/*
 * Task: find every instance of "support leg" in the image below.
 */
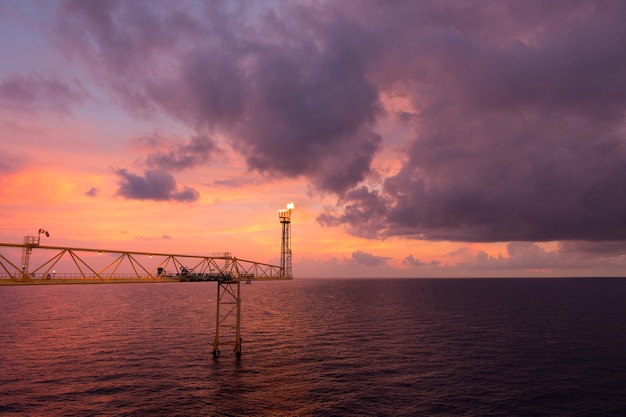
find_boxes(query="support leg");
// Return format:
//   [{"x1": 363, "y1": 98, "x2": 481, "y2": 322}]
[
  {"x1": 213, "y1": 280, "x2": 242, "y2": 358},
  {"x1": 212, "y1": 281, "x2": 221, "y2": 357},
  {"x1": 235, "y1": 280, "x2": 242, "y2": 358}
]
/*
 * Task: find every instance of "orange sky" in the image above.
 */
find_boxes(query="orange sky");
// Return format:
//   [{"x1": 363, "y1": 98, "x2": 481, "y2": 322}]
[{"x1": 2, "y1": 2, "x2": 626, "y2": 278}]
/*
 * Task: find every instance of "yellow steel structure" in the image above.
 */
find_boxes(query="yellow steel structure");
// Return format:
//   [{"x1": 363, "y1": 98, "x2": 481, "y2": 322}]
[{"x1": 0, "y1": 241, "x2": 292, "y2": 358}]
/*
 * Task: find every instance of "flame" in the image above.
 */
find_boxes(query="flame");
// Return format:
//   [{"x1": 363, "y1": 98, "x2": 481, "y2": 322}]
[{"x1": 278, "y1": 202, "x2": 295, "y2": 216}]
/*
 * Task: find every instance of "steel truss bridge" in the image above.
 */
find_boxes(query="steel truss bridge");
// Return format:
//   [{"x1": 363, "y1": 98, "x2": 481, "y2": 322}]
[{"x1": 0, "y1": 241, "x2": 292, "y2": 358}]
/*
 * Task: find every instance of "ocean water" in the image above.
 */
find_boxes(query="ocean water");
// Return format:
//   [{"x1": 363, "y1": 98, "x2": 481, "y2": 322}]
[{"x1": 1, "y1": 278, "x2": 625, "y2": 416}]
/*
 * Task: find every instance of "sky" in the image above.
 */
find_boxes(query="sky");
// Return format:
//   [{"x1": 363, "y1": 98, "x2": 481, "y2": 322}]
[{"x1": 1, "y1": 0, "x2": 626, "y2": 278}]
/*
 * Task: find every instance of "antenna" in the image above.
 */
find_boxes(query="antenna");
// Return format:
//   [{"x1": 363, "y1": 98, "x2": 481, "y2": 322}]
[{"x1": 278, "y1": 203, "x2": 294, "y2": 278}]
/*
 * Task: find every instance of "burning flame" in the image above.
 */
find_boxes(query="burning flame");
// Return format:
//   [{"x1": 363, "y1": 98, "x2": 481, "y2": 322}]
[{"x1": 278, "y1": 202, "x2": 295, "y2": 217}]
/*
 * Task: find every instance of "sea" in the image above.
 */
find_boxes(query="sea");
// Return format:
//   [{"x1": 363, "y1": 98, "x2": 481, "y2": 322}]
[{"x1": 1, "y1": 278, "x2": 625, "y2": 416}]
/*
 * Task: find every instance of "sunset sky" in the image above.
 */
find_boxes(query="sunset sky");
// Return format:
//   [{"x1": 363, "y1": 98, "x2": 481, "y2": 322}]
[{"x1": 2, "y1": 0, "x2": 626, "y2": 278}]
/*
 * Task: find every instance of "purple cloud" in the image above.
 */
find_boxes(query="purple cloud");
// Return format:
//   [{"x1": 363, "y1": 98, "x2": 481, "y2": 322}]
[
  {"x1": 41, "y1": 1, "x2": 626, "y2": 243},
  {"x1": 558, "y1": 241, "x2": 626, "y2": 257},
  {"x1": 403, "y1": 255, "x2": 428, "y2": 268},
  {"x1": 319, "y1": 1, "x2": 626, "y2": 242},
  {"x1": 120, "y1": 131, "x2": 217, "y2": 202},
  {"x1": 54, "y1": 0, "x2": 382, "y2": 194},
  {"x1": 115, "y1": 168, "x2": 199, "y2": 202},
  {"x1": 135, "y1": 132, "x2": 219, "y2": 171},
  {"x1": 0, "y1": 74, "x2": 87, "y2": 112},
  {"x1": 351, "y1": 250, "x2": 391, "y2": 267},
  {"x1": 448, "y1": 241, "x2": 616, "y2": 273}
]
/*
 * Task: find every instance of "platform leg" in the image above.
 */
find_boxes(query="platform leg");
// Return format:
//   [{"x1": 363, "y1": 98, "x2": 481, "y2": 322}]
[
  {"x1": 213, "y1": 280, "x2": 241, "y2": 358},
  {"x1": 212, "y1": 281, "x2": 221, "y2": 357}
]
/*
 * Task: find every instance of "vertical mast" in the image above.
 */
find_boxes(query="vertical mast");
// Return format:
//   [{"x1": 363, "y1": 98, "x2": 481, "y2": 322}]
[{"x1": 279, "y1": 203, "x2": 294, "y2": 278}]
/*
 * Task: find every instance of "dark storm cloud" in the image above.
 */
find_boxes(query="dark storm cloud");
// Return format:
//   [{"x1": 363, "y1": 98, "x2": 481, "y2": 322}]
[
  {"x1": 320, "y1": 0, "x2": 626, "y2": 242},
  {"x1": 52, "y1": 0, "x2": 626, "y2": 242},
  {"x1": 115, "y1": 168, "x2": 199, "y2": 202}
]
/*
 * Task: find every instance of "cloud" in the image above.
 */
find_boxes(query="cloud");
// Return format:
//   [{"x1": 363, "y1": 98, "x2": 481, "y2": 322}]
[
  {"x1": 210, "y1": 176, "x2": 261, "y2": 188},
  {"x1": 135, "y1": 131, "x2": 219, "y2": 171},
  {"x1": 318, "y1": 186, "x2": 389, "y2": 239},
  {"x1": 54, "y1": 0, "x2": 382, "y2": 194},
  {"x1": 318, "y1": 1, "x2": 626, "y2": 243},
  {"x1": 0, "y1": 73, "x2": 87, "y2": 112},
  {"x1": 403, "y1": 255, "x2": 428, "y2": 268},
  {"x1": 558, "y1": 241, "x2": 626, "y2": 257},
  {"x1": 297, "y1": 240, "x2": 626, "y2": 277},
  {"x1": 85, "y1": 187, "x2": 99, "y2": 197},
  {"x1": 443, "y1": 241, "x2": 626, "y2": 273},
  {"x1": 120, "y1": 131, "x2": 216, "y2": 202},
  {"x1": 499, "y1": 242, "x2": 560, "y2": 269},
  {"x1": 351, "y1": 250, "x2": 391, "y2": 267},
  {"x1": 134, "y1": 234, "x2": 173, "y2": 241},
  {"x1": 36, "y1": 0, "x2": 626, "y2": 243},
  {"x1": 114, "y1": 168, "x2": 199, "y2": 202}
]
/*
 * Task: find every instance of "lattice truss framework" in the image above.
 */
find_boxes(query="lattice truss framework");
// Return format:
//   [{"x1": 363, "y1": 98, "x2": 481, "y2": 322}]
[{"x1": 0, "y1": 243, "x2": 289, "y2": 282}]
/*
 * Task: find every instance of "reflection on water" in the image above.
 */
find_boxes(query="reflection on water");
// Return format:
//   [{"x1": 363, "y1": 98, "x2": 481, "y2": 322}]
[{"x1": 1, "y1": 279, "x2": 626, "y2": 416}]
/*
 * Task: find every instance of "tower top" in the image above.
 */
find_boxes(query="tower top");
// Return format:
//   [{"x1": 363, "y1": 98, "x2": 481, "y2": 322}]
[{"x1": 278, "y1": 202, "x2": 294, "y2": 222}]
